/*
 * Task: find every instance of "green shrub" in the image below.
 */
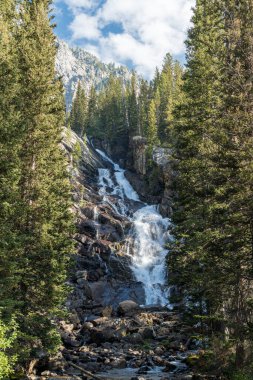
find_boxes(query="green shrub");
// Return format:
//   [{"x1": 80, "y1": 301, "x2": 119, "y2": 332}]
[
  {"x1": 232, "y1": 371, "x2": 253, "y2": 380},
  {"x1": 0, "y1": 318, "x2": 17, "y2": 379}
]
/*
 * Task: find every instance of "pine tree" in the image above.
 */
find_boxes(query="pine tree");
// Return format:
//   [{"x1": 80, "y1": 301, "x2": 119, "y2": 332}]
[
  {"x1": 209, "y1": 0, "x2": 253, "y2": 366},
  {"x1": 169, "y1": 0, "x2": 253, "y2": 369},
  {"x1": 127, "y1": 72, "x2": 138, "y2": 136},
  {"x1": 138, "y1": 79, "x2": 150, "y2": 137},
  {"x1": 86, "y1": 85, "x2": 98, "y2": 136},
  {"x1": 15, "y1": 0, "x2": 74, "y2": 360},
  {"x1": 0, "y1": 1, "x2": 20, "y2": 376},
  {"x1": 70, "y1": 81, "x2": 87, "y2": 137},
  {"x1": 166, "y1": 61, "x2": 184, "y2": 143},
  {"x1": 158, "y1": 54, "x2": 173, "y2": 142},
  {"x1": 90, "y1": 76, "x2": 129, "y2": 147},
  {"x1": 169, "y1": 0, "x2": 224, "y2": 308},
  {"x1": 147, "y1": 99, "x2": 159, "y2": 154}
]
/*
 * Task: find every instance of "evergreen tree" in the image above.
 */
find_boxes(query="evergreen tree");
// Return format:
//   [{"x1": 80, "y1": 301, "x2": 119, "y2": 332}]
[
  {"x1": 0, "y1": 1, "x2": 20, "y2": 375},
  {"x1": 89, "y1": 76, "x2": 128, "y2": 146},
  {"x1": 86, "y1": 85, "x2": 98, "y2": 136},
  {"x1": 127, "y1": 72, "x2": 138, "y2": 136},
  {"x1": 138, "y1": 79, "x2": 150, "y2": 137},
  {"x1": 15, "y1": 0, "x2": 74, "y2": 361},
  {"x1": 70, "y1": 81, "x2": 87, "y2": 137},
  {"x1": 169, "y1": 0, "x2": 253, "y2": 369},
  {"x1": 147, "y1": 99, "x2": 159, "y2": 154},
  {"x1": 157, "y1": 53, "x2": 173, "y2": 142},
  {"x1": 166, "y1": 61, "x2": 184, "y2": 142}
]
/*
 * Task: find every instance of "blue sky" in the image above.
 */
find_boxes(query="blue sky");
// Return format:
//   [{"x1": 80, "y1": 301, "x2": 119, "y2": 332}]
[{"x1": 53, "y1": 0, "x2": 195, "y2": 78}]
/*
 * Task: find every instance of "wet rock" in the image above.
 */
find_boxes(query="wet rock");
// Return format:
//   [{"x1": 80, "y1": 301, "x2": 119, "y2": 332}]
[
  {"x1": 88, "y1": 281, "x2": 145, "y2": 309},
  {"x1": 82, "y1": 322, "x2": 94, "y2": 331},
  {"x1": 76, "y1": 270, "x2": 88, "y2": 280},
  {"x1": 92, "y1": 240, "x2": 111, "y2": 258},
  {"x1": 139, "y1": 327, "x2": 156, "y2": 339},
  {"x1": 83, "y1": 362, "x2": 101, "y2": 372},
  {"x1": 137, "y1": 365, "x2": 151, "y2": 374},
  {"x1": 93, "y1": 317, "x2": 113, "y2": 327},
  {"x1": 68, "y1": 312, "x2": 81, "y2": 327},
  {"x1": 61, "y1": 335, "x2": 82, "y2": 348},
  {"x1": 124, "y1": 333, "x2": 144, "y2": 345},
  {"x1": 154, "y1": 346, "x2": 165, "y2": 355},
  {"x1": 110, "y1": 358, "x2": 127, "y2": 368},
  {"x1": 78, "y1": 219, "x2": 98, "y2": 239},
  {"x1": 89, "y1": 328, "x2": 121, "y2": 344},
  {"x1": 76, "y1": 280, "x2": 93, "y2": 299},
  {"x1": 153, "y1": 355, "x2": 166, "y2": 365},
  {"x1": 163, "y1": 362, "x2": 178, "y2": 372},
  {"x1": 101, "y1": 306, "x2": 113, "y2": 318},
  {"x1": 108, "y1": 255, "x2": 134, "y2": 281},
  {"x1": 118, "y1": 300, "x2": 140, "y2": 316}
]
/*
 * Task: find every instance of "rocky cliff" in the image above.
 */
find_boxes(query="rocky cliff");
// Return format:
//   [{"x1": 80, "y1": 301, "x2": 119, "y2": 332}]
[
  {"x1": 56, "y1": 40, "x2": 132, "y2": 110},
  {"x1": 124, "y1": 137, "x2": 174, "y2": 218}
]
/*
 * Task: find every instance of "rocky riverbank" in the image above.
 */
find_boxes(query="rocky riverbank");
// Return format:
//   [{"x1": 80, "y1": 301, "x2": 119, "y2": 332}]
[{"x1": 38, "y1": 304, "x2": 202, "y2": 380}]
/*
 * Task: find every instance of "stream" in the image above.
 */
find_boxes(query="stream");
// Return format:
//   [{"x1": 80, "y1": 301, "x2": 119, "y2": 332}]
[{"x1": 96, "y1": 149, "x2": 170, "y2": 307}]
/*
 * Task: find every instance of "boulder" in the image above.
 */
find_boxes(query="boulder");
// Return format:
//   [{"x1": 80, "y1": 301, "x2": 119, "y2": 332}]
[
  {"x1": 139, "y1": 327, "x2": 156, "y2": 340},
  {"x1": 89, "y1": 327, "x2": 121, "y2": 345},
  {"x1": 124, "y1": 333, "x2": 144, "y2": 345},
  {"x1": 101, "y1": 306, "x2": 113, "y2": 318},
  {"x1": 118, "y1": 300, "x2": 140, "y2": 316}
]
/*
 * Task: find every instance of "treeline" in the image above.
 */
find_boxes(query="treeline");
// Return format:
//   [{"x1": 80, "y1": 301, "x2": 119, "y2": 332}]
[
  {"x1": 0, "y1": 1, "x2": 73, "y2": 377},
  {"x1": 168, "y1": 0, "x2": 253, "y2": 377},
  {"x1": 69, "y1": 54, "x2": 184, "y2": 153}
]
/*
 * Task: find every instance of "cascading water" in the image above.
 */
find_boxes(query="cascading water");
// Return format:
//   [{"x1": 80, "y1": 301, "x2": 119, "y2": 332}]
[{"x1": 96, "y1": 149, "x2": 170, "y2": 306}]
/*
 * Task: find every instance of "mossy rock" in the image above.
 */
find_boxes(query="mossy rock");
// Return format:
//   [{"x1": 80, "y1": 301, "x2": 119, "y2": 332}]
[{"x1": 185, "y1": 354, "x2": 201, "y2": 367}]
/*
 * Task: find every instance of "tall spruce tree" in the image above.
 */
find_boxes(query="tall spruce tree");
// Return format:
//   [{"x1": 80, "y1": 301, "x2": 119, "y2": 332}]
[
  {"x1": 86, "y1": 85, "x2": 98, "y2": 136},
  {"x1": 127, "y1": 72, "x2": 138, "y2": 136},
  {"x1": 70, "y1": 81, "x2": 87, "y2": 137},
  {"x1": 169, "y1": 0, "x2": 253, "y2": 369},
  {"x1": 138, "y1": 79, "x2": 150, "y2": 137},
  {"x1": 158, "y1": 53, "x2": 174, "y2": 142},
  {"x1": 0, "y1": 0, "x2": 20, "y2": 314},
  {"x1": 147, "y1": 99, "x2": 159, "y2": 154},
  {"x1": 0, "y1": 0, "x2": 20, "y2": 376},
  {"x1": 15, "y1": 0, "x2": 74, "y2": 360}
]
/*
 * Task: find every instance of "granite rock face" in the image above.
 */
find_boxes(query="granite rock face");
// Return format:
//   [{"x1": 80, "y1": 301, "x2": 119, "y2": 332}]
[
  {"x1": 62, "y1": 128, "x2": 146, "y2": 320},
  {"x1": 152, "y1": 147, "x2": 174, "y2": 217},
  {"x1": 121, "y1": 137, "x2": 174, "y2": 217},
  {"x1": 56, "y1": 39, "x2": 132, "y2": 110},
  {"x1": 130, "y1": 136, "x2": 148, "y2": 176}
]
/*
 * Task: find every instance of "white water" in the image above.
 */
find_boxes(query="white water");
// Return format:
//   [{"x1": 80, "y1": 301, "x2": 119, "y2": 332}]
[{"x1": 96, "y1": 149, "x2": 170, "y2": 306}]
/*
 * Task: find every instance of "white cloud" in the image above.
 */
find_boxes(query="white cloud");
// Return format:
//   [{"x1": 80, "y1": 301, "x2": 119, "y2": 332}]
[
  {"x1": 64, "y1": 0, "x2": 98, "y2": 9},
  {"x1": 69, "y1": 14, "x2": 100, "y2": 40},
  {"x1": 63, "y1": 0, "x2": 195, "y2": 78}
]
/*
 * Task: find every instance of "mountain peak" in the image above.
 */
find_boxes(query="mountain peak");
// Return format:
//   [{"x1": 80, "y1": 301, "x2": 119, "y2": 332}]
[{"x1": 56, "y1": 39, "x2": 132, "y2": 110}]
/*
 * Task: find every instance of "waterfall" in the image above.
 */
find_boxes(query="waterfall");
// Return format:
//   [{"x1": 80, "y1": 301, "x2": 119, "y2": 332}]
[
  {"x1": 96, "y1": 149, "x2": 170, "y2": 306},
  {"x1": 131, "y1": 205, "x2": 170, "y2": 305},
  {"x1": 93, "y1": 206, "x2": 100, "y2": 240}
]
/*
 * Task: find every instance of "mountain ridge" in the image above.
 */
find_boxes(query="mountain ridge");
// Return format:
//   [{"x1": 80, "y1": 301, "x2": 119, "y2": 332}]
[{"x1": 56, "y1": 39, "x2": 133, "y2": 109}]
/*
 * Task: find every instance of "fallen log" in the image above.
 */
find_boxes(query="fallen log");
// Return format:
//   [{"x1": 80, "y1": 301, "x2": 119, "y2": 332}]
[{"x1": 69, "y1": 362, "x2": 103, "y2": 380}]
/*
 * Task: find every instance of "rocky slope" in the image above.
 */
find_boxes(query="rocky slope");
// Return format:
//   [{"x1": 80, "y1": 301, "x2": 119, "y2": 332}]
[
  {"x1": 28, "y1": 130, "x2": 215, "y2": 380},
  {"x1": 56, "y1": 40, "x2": 132, "y2": 110}
]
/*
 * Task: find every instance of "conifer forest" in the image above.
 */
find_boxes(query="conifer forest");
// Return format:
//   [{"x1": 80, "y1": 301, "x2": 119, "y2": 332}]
[{"x1": 1, "y1": 1, "x2": 253, "y2": 379}]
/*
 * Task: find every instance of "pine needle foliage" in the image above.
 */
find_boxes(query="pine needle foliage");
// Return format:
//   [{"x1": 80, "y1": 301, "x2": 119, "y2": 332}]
[
  {"x1": 0, "y1": 0, "x2": 75, "y2": 371},
  {"x1": 169, "y1": 0, "x2": 253, "y2": 369}
]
